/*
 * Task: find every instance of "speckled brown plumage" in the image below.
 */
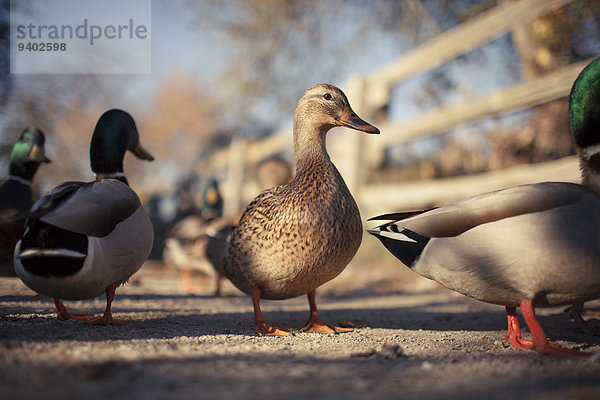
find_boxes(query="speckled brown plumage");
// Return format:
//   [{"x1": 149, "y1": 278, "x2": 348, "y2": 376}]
[
  {"x1": 224, "y1": 84, "x2": 379, "y2": 335},
  {"x1": 226, "y1": 151, "x2": 362, "y2": 299}
]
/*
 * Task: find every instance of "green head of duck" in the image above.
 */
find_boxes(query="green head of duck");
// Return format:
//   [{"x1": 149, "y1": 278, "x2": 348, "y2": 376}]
[
  {"x1": 9, "y1": 127, "x2": 51, "y2": 181},
  {"x1": 201, "y1": 179, "x2": 223, "y2": 221},
  {"x1": 89, "y1": 109, "x2": 154, "y2": 183},
  {"x1": 569, "y1": 56, "x2": 600, "y2": 149}
]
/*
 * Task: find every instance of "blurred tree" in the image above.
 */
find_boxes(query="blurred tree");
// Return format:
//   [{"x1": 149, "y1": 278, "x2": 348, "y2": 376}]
[
  {"x1": 190, "y1": 0, "x2": 497, "y2": 126},
  {"x1": 0, "y1": 75, "x2": 119, "y2": 192},
  {"x1": 1, "y1": 72, "x2": 223, "y2": 200},
  {"x1": 132, "y1": 70, "x2": 222, "y2": 194},
  {"x1": 138, "y1": 70, "x2": 220, "y2": 160}
]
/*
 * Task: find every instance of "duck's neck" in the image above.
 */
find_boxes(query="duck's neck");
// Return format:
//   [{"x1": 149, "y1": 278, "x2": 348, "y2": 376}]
[
  {"x1": 578, "y1": 146, "x2": 600, "y2": 195},
  {"x1": 293, "y1": 118, "x2": 333, "y2": 170},
  {"x1": 95, "y1": 171, "x2": 129, "y2": 185},
  {"x1": 9, "y1": 160, "x2": 40, "y2": 182},
  {"x1": 90, "y1": 128, "x2": 128, "y2": 177}
]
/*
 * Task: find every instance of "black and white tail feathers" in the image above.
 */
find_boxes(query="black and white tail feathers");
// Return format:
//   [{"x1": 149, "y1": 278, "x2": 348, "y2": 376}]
[{"x1": 367, "y1": 210, "x2": 433, "y2": 268}]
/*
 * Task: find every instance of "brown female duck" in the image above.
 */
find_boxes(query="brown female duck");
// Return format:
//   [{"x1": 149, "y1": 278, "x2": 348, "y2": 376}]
[{"x1": 225, "y1": 84, "x2": 379, "y2": 336}]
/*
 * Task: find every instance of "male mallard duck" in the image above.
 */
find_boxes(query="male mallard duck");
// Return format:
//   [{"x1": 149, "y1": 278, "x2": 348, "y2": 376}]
[
  {"x1": 201, "y1": 179, "x2": 224, "y2": 222},
  {"x1": 225, "y1": 84, "x2": 379, "y2": 336},
  {"x1": 0, "y1": 128, "x2": 51, "y2": 276},
  {"x1": 14, "y1": 109, "x2": 154, "y2": 325},
  {"x1": 368, "y1": 57, "x2": 600, "y2": 360}
]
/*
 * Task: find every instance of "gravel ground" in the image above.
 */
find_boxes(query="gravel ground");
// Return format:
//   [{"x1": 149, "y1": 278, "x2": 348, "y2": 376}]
[{"x1": 1, "y1": 255, "x2": 600, "y2": 400}]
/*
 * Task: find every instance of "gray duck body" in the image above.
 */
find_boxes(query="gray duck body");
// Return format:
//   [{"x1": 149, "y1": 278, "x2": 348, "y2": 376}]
[{"x1": 395, "y1": 182, "x2": 600, "y2": 309}]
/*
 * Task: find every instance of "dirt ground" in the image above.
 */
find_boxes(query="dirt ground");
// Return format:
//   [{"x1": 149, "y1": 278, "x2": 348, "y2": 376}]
[{"x1": 1, "y1": 249, "x2": 600, "y2": 400}]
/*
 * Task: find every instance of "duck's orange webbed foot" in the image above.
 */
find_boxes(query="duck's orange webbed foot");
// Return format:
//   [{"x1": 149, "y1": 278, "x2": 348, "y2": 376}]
[
  {"x1": 531, "y1": 341, "x2": 594, "y2": 360},
  {"x1": 85, "y1": 314, "x2": 127, "y2": 325},
  {"x1": 251, "y1": 288, "x2": 292, "y2": 337},
  {"x1": 299, "y1": 290, "x2": 352, "y2": 334},
  {"x1": 53, "y1": 298, "x2": 95, "y2": 321},
  {"x1": 520, "y1": 300, "x2": 593, "y2": 360},
  {"x1": 256, "y1": 321, "x2": 292, "y2": 336},
  {"x1": 300, "y1": 319, "x2": 352, "y2": 334}
]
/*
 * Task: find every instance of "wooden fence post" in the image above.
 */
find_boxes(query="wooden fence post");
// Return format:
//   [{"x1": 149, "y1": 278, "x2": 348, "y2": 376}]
[
  {"x1": 223, "y1": 136, "x2": 247, "y2": 217},
  {"x1": 328, "y1": 75, "x2": 370, "y2": 197}
]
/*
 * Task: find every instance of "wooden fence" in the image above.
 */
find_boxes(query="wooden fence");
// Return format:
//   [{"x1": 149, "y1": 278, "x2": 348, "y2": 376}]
[{"x1": 198, "y1": 0, "x2": 589, "y2": 217}]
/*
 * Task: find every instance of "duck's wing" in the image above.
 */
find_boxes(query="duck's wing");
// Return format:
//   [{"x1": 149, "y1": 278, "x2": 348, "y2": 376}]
[
  {"x1": 235, "y1": 186, "x2": 283, "y2": 226},
  {"x1": 367, "y1": 209, "x2": 436, "y2": 222},
  {"x1": 370, "y1": 182, "x2": 592, "y2": 238},
  {"x1": 26, "y1": 179, "x2": 141, "y2": 237}
]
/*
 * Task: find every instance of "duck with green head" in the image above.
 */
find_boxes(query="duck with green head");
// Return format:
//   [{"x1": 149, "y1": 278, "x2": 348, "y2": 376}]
[
  {"x1": 225, "y1": 84, "x2": 379, "y2": 336},
  {"x1": 369, "y1": 57, "x2": 600, "y2": 360},
  {"x1": 164, "y1": 178, "x2": 234, "y2": 296},
  {"x1": 14, "y1": 109, "x2": 154, "y2": 325},
  {"x1": 0, "y1": 128, "x2": 50, "y2": 276}
]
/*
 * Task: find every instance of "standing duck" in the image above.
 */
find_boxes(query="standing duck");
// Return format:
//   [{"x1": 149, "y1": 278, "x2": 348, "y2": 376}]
[
  {"x1": 164, "y1": 179, "x2": 233, "y2": 295},
  {"x1": 225, "y1": 84, "x2": 379, "y2": 336},
  {"x1": 368, "y1": 58, "x2": 600, "y2": 360},
  {"x1": 14, "y1": 109, "x2": 154, "y2": 325},
  {"x1": 0, "y1": 128, "x2": 50, "y2": 276}
]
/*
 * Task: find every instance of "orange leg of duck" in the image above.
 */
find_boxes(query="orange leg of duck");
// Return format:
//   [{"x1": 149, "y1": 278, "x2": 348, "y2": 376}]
[
  {"x1": 251, "y1": 288, "x2": 291, "y2": 336},
  {"x1": 300, "y1": 290, "x2": 352, "y2": 334},
  {"x1": 179, "y1": 269, "x2": 204, "y2": 294},
  {"x1": 564, "y1": 303, "x2": 600, "y2": 334},
  {"x1": 515, "y1": 300, "x2": 592, "y2": 360},
  {"x1": 504, "y1": 306, "x2": 533, "y2": 349},
  {"x1": 52, "y1": 298, "x2": 94, "y2": 321},
  {"x1": 85, "y1": 282, "x2": 126, "y2": 325}
]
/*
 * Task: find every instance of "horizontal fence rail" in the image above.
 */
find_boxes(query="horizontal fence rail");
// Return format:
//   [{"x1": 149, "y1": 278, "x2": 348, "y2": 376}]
[{"x1": 198, "y1": 0, "x2": 586, "y2": 217}]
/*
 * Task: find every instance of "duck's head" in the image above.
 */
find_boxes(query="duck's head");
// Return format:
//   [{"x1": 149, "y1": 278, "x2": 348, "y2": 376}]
[
  {"x1": 293, "y1": 84, "x2": 379, "y2": 152},
  {"x1": 569, "y1": 57, "x2": 600, "y2": 156},
  {"x1": 90, "y1": 109, "x2": 154, "y2": 183},
  {"x1": 204, "y1": 179, "x2": 221, "y2": 205},
  {"x1": 9, "y1": 127, "x2": 51, "y2": 181},
  {"x1": 201, "y1": 179, "x2": 223, "y2": 221}
]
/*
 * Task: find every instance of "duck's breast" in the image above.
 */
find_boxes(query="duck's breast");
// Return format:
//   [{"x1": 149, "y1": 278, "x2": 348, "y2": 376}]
[{"x1": 227, "y1": 166, "x2": 363, "y2": 299}]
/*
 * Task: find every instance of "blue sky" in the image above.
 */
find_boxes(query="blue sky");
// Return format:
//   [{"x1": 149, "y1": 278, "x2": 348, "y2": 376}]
[{"x1": 5, "y1": 0, "x2": 525, "y2": 127}]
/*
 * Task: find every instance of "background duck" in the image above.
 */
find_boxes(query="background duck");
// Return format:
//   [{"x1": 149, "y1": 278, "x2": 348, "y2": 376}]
[
  {"x1": 225, "y1": 84, "x2": 379, "y2": 336},
  {"x1": 368, "y1": 57, "x2": 600, "y2": 360},
  {"x1": 0, "y1": 128, "x2": 50, "y2": 277},
  {"x1": 14, "y1": 109, "x2": 154, "y2": 325},
  {"x1": 164, "y1": 179, "x2": 232, "y2": 295},
  {"x1": 164, "y1": 160, "x2": 293, "y2": 295}
]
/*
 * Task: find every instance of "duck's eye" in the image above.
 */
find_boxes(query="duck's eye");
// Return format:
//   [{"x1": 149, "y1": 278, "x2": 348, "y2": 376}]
[{"x1": 323, "y1": 93, "x2": 332, "y2": 100}]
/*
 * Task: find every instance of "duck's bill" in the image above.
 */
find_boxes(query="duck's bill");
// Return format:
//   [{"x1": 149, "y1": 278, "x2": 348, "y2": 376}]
[
  {"x1": 131, "y1": 142, "x2": 155, "y2": 161},
  {"x1": 29, "y1": 143, "x2": 51, "y2": 163},
  {"x1": 336, "y1": 107, "x2": 380, "y2": 134}
]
